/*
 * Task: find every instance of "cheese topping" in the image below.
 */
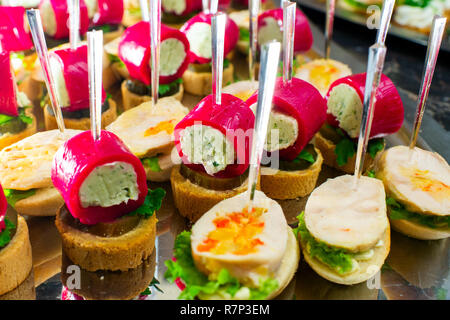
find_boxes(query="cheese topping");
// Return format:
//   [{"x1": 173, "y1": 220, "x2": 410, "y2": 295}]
[
  {"x1": 394, "y1": 0, "x2": 448, "y2": 30},
  {"x1": 179, "y1": 124, "x2": 235, "y2": 175},
  {"x1": 327, "y1": 83, "x2": 363, "y2": 138},
  {"x1": 376, "y1": 146, "x2": 450, "y2": 216},
  {"x1": 79, "y1": 161, "x2": 139, "y2": 208},
  {"x1": 186, "y1": 22, "x2": 212, "y2": 59},
  {"x1": 40, "y1": 0, "x2": 57, "y2": 36},
  {"x1": 159, "y1": 38, "x2": 187, "y2": 76},
  {"x1": 257, "y1": 17, "x2": 282, "y2": 47},
  {"x1": 162, "y1": 0, "x2": 186, "y2": 15},
  {"x1": 83, "y1": 0, "x2": 97, "y2": 19},
  {"x1": 305, "y1": 174, "x2": 388, "y2": 252},
  {"x1": 191, "y1": 190, "x2": 288, "y2": 286}
]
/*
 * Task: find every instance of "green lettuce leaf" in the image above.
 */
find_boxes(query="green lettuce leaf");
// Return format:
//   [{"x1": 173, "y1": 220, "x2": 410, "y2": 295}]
[
  {"x1": 387, "y1": 197, "x2": 449, "y2": 229},
  {"x1": 335, "y1": 138, "x2": 356, "y2": 166},
  {"x1": 108, "y1": 54, "x2": 125, "y2": 68},
  {"x1": 140, "y1": 277, "x2": 163, "y2": 296},
  {"x1": 4, "y1": 189, "x2": 36, "y2": 208},
  {"x1": 403, "y1": 0, "x2": 431, "y2": 8},
  {"x1": 0, "y1": 218, "x2": 15, "y2": 248},
  {"x1": 293, "y1": 149, "x2": 315, "y2": 164},
  {"x1": 158, "y1": 78, "x2": 183, "y2": 96},
  {"x1": 367, "y1": 170, "x2": 376, "y2": 178},
  {"x1": 295, "y1": 212, "x2": 355, "y2": 274},
  {"x1": 164, "y1": 231, "x2": 278, "y2": 300},
  {"x1": 368, "y1": 138, "x2": 384, "y2": 159},
  {"x1": 141, "y1": 157, "x2": 161, "y2": 172},
  {"x1": 239, "y1": 28, "x2": 250, "y2": 42},
  {"x1": 0, "y1": 107, "x2": 33, "y2": 126},
  {"x1": 127, "y1": 188, "x2": 166, "y2": 219}
]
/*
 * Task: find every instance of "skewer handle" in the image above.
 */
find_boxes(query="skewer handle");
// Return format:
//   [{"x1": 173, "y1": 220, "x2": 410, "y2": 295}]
[
  {"x1": 282, "y1": 0, "x2": 295, "y2": 83},
  {"x1": 149, "y1": 0, "x2": 161, "y2": 106},
  {"x1": 375, "y1": 0, "x2": 395, "y2": 46},
  {"x1": 68, "y1": 0, "x2": 80, "y2": 50},
  {"x1": 211, "y1": 12, "x2": 226, "y2": 105},
  {"x1": 409, "y1": 16, "x2": 447, "y2": 149},
  {"x1": 324, "y1": 0, "x2": 335, "y2": 59},
  {"x1": 202, "y1": 0, "x2": 218, "y2": 13},
  {"x1": 140, "y1": 0, "x2": 149, "y2": 22},
  {"x1": 249, "y1": 0, "x2": 259, "y2": 81},
  {"x1": 247, "y1": 41, "x2": 280, "y2": 210},
  {"x1": 87, "y1": 30, "x2": 103, "y2": 141}
]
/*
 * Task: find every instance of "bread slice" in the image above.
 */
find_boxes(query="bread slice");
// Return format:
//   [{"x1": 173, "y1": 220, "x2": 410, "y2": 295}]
[
  {"x1": 44, "y1": 99, "x2": 118, "y2": 130},
  {"x1": 300, "y1": 227, "x2": 391, "y2": 285},
  {"x1": 260, "y1": 148, "x2": 323, "y2": 200},
  {"x1": 171, "y1": 165, "x2": 259, "y2": 222},
  {"x1": 182, "y1": 63, "x2": 234, "y2": 96},
  {"x1": 0, "y1": 269, "x2": 35, "y2": 300},
  {"x1": 389, "y1": 212, "x2": 450, "y2": 240},
  {"x1": 0, "y1": 113, "x2": 37, "y2": 151},
  {"x1": 0, "y1": 215, "x2": 33, "y2": 295},
  {"x1": 14, "y1": 187, "x2": 64, "y2": 217},
  {"x1": 121, "y1": 80, "x2": 184, "y2": 111},
  {"x1": 314, "y1": 131, "x2": 381, "y2": 174},
  {"x1": 55, "y1": 206, "x2": 157, "y2": 272}
]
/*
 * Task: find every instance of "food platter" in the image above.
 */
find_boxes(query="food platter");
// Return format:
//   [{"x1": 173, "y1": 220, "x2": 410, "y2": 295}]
[
  {"x1": 297, "y1": 0, "x2": 450, "y2": 53},
  {"x1": 26, "y1": 20, "x2": 450, "y2": 301}
]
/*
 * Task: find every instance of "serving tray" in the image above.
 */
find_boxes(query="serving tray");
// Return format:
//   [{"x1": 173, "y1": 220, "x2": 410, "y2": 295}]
[{"x1": 19, "y1": 20, "x2": 450, "y2": 301}]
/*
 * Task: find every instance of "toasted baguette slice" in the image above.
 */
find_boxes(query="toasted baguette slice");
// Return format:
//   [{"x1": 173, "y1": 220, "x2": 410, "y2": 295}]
[
  {"x1": 182, "y1": 63, "x2": 234, "y2": 96},
  {"x1": 171, "y1": 165, "x2": 259, "y2": 222},
  {"x1": 14, "y1": 187, "x2": 64, "y2": 217},
  {"x1": 56, "y1": 206, "x2": 157, "y2": 272},
  {"x1": 121, "y1": 80, "x2": 184, "y2": 111},
  {"x1": 200, "y1": 226, "x2": 300, "y2": 300},
  {"x1": 260, "y1": 148, "x2": 323, "y2": 200},
  {"x1": 0, "y1": 215, "x2": 33, "y2": 295},
  {"x1": 144, "y1": 148, "x2": 181, "y2": 182},
  {"x1": 300, "y1": 227, "x2": 390, "y2": 285},
  {"x1": 0, "y1": 269, "x2": 35, "y2": 300},
  {"x1": 44, "y1": 99, "x2": 118, "y2": 130},
  {"x1": 314, "y1": 131, "x2": 382, "y2": 174},
  {"x1": 0, "y1": 113, "x2": 37, "y2": 151}
]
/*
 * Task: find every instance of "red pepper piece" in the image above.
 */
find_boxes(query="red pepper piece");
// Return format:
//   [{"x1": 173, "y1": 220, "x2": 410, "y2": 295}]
[
  {"x1": 258, "y1": 7, "x2": 313, "y2": 53},
  {"x1": 50, "y1": 45, "x2": 106, "y2": 112},
  {"x1": 325, "y1": 73, "x2": 404, "y2": 139},
  {"x1": 41, "y1": 0, "x2": 89, "y2": 39},
  {"x1": 118, "y1": 22, "x2": 190, "y2": 85},
  {"x1": 0, "y1": 7, "x2": 33, "y2": 52},
  {"x1": 247, "y1": 77, "x2": 327, "y2": 161},
  {"x1": 180, "y1": 12, "x2": 239, "y2": 65},
  {"x1": 93, "y1": 0, "x2": 124, "y2": 26},
  {"x1": 174, "y1": 93, "x2": 255, "y2": 179},
  {"x1": 0, "y1": 51, "x2": 18, "y2": 117},
  {"x1": 0, "y1": 183, "x2": 7, "y2": 233},
  {"x1": 52, "y1": 130, "x2": 148, "y2": 225}
]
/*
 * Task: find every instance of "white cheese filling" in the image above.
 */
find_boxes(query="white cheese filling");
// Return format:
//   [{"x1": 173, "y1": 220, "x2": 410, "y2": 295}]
[
  {"x1": 84, "y1": 0, "x2": 98, "y2": 19},
  {"x1": 257, "y1": 17, "x2": 282, "y2": 47},
  {"x1": 394, "y1": 0, "x2": 447, "y2": 30},
  {"x1": 186, "y1": 22, "x2": 212, "y2": 59},
  {"x1": 327, "y1": 83, "x2": 363, "y2": 139},
  {"x1": 162, "y1": 0, "x2": 186, "y2": 15},
  {"x1": 2, "y1": 0, "x2": 41, "y2": 8},
  {"x1": 179, "y1": 124, "x2": 235, "y2": 175},
  {"x1": 158, "y1": 38, "x2": 187, "y2": 76},
  {"x1": 79, "y1": 161, "x2": 139, "y2": 208},
  {"x1": 49, "y1": 54, "x2": 71, "y2": 108},
  {"x1": 40, "y1": 0, "x2": 57, "y2": 36}
]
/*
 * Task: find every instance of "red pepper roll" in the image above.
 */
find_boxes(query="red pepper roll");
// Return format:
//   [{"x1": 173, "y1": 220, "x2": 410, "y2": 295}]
[
  {"x1": 93, "y1": 0, "x2": 124, "y2": 26},
  {"x1": 49, "y1": 45, "x2": 106, "y2": 112},
  {"x1": 39, "y1": 0, "x2": 89, "y2": 39},
  {"x1": 247, "y1": 77, "x2": 326, "y2": 161},
  {"x1": 0, "y1": 7, "x2": 33, "y2": 52},
  {"x1": 0, "y1": 51, "x2": 18, "y2": 117},
  {"x1": 174, "y1": 94, "x2": 255, "y2": 178},
  {"x1": 180, "y1": 12, "x2": 239, "y2": 65},
  {"x1": 0, "y1": 184, "x2": 7, "y2": 233},
  {"x1": 52, "y1": 130, "x2": 148, "y2": 225},
  {"x1": 162, "y1": 0, "x2": 202, "y2": 17},
  {"x1": 118, "y1": 22, "x2": 190, "y2": 85},
  {"x1": 258, "y1": 8, "x2": 313, "y2": 53},
  {"x1": 325, "y1": 73, "x2": 404, "y2": 139}
]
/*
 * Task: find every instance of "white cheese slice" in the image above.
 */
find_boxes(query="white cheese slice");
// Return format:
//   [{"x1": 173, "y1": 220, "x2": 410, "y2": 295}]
[
  {"x1": 305, "y1": 174, "x2": 388, "y2": 252},
  {"x1": 191, "y1": 190, "x2": 288, "y2": 287},
  {"x1": 162, "y1": 0, "x2": 186, "y2": 15},
  {"x1": 158, "y1": 38, "x2": 187, "y2": 77},
  {"x1": 186, "y1": 22, "x2": 212, "y2": 59},
  {"x1": 257, "y1": 17, "x2": 282, "y2": 47}
]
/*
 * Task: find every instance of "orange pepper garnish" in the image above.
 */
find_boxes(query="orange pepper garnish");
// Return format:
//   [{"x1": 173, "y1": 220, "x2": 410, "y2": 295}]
[{"x1": 144, "y1": 120, "x2": 174, "y2": 136}]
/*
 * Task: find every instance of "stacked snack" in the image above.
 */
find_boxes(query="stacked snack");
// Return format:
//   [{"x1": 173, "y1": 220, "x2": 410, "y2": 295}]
[
  {"x1": 315, "y1": 73, "x2": 404, "y2": 173},
  {"x1": 107, "y1": 98, "x2": 189, "y2": 182},
  {"x1": 85, "y1": 0, "x2": 125, "y2": 43},
  {"x1": 105, "y1": 21, "x2": 190, "y2": 110},
  {"x1": 246, "y1": 77, "x2": 326, "y2": 200},
  {"x1": 165, "y1": 190, "x2": 300, "y2": 300},
  {"x1": 171, "y1": 93, "x2": 255, "y2": 221},
  {"x1": 53, "y1": 130, "x2": 165, "y2": 271},
  {"x1": 0, "y1": 183, "x2": 34, "y2": 299},
  {"x1": 43, "y1": 44, "x2": 118, "y2": 130},
  {"x1": 180, "y1": 12, "x2": 239, "y2": 96},
  {"x1": 0, "y1": 129, "x2": 81, "y2": 216},
  {"x1": 0, "y1": 50, "x2": 37, "y2": 150},
  {"x1": 295, "y1": 174, "x2": 390, "y2": 285},
  {"x1": 374, "y1": 146, "x2": 449, "y2": 240}
]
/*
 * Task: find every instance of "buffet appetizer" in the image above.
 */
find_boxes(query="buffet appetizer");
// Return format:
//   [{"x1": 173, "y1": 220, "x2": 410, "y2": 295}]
[
  {"x1": 246, "y1": 2, "x2": 326, "y2": 200},
  {"x1": 0, "y1": 50, "x2": 37, "y2": 151},
  {"x1": 180, "y1": 11, "x2": 239, "y2": 96},
  {"x1": 86, "y1": 0, "x2": 125, "y2": 43},
  {"x1": 161, "y1": 0, "x2": 202, "y2": 26},
  {"x1": 0, "y1": 183, "x2": 33, "y2": 298},
  {"x1": 375, "y1": 16, "x2": 449, "y2": 241}
]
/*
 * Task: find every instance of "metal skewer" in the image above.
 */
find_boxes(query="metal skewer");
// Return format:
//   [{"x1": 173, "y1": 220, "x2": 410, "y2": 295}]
[
  {"x1": 149, "y1": 0, "x2": 161, "y2": 106},
  {"x1": 203, "y1": 0, "x2": 218, "y2": 14},
  {"x1": 87, "y1": 30, "x2": 103, "y2": 141},
  {"x1": 211, "y1": 12, "x2": 226, "y2": 105},
  {"x1": 376, "y1": 0, "x2": 395, "y2": 46},
  {"x1": 247, "y1": 41, "x2": 280, "y2": 211},
  {"x1": 249, "y1": 0, "x2": 259, "y2": 81},
  {"x1": 282, "y1": 0, "x2": 295, "y2": 83},
  {"x1": 68, "y1": 0, "x2": 80, "y2": 50},
  {"x1": 27, "y1": 9, "x2": 65, "y2": 132},
  {"x1": 324, "y1": 0, "x2": 335, "y2": 59},
  {"x1": 140, "y1": 0, "x2": 149, "y2": 22},
  {"x1": 409, "y1": 16, "x2": 447, "y2": 149}
]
